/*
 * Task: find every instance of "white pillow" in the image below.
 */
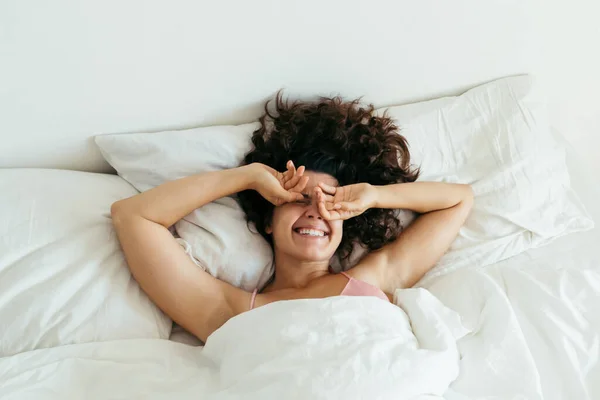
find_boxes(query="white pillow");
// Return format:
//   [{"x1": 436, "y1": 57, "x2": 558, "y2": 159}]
[
  {"x1": 0, "y1": 169, "x2": 171, "y2": 357},
  {"x1": 95, "y1": 123, "x2": 274, "y2": 292},
  {"x1": 95, "y1": 75, "x2": 593, "y2": 287},
  {"x1": 379, "y1": 75, "x2": 593, "y2": 279}
]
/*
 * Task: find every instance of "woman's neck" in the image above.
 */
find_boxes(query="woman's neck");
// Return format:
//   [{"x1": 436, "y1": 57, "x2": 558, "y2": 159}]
[{"x1": 267, "y1": 252, "x2": 330, "y2": 291}]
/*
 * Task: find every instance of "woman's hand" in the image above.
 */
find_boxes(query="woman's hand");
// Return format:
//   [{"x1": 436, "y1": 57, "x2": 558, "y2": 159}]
[
  {"x1": 315, "y1": 182, "x2": 378, "y2": 220},
  {"x1": 249, "y1": 161, "x2": 309, "y2": 206}
]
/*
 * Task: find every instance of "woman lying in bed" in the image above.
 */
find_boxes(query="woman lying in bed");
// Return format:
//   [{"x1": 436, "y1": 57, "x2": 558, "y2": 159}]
[{"x1": 110, "y1": 95, "x2": 474, "y2": 343}]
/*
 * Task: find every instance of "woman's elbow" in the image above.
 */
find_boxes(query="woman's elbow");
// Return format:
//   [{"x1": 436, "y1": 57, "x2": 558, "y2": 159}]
[
  {"x1": 110, "y1": 200, "x2": 136, "y2": 228},
  {"x1": 458, "y1": 185, "x2": 475, "y2": 214},
  {"x1": 463, "y1": 184, "x2": 474, "y2": 203},
  {"x1": 111, "y1": 199, "x2": 129, "y2": 217}
]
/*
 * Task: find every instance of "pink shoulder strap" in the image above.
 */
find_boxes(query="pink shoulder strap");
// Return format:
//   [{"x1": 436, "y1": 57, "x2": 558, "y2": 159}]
[
  {"x1": 249, "y1": 288, "x2": 258, "y2": 310},
  {"x1": 339, "y1": 271, "x2": 351, "y2": 279}
]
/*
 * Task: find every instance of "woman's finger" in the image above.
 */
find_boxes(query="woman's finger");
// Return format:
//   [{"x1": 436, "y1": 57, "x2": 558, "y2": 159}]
[
  {"x1": 283, "y1": 173, "x2": 298, "y2": 189},
  {"x1": 315, "y1": 187, "x2": 335, "y2": 203},
  {"x1": 282, "y1": 160, "x2": 296, "y2": 183},
  {"x1": 315, "y1": 187, "x2": 331, "y2": 203},
  {"x1": 284, "y1": 160, "x2": 294, "y2": 177},
  {"x1": 318, "y1": 182, "x2": 337, "y2": 195},
  {"x1": 290, "y1": 176, "x2": 309, "y2": 193},
  {"x1": 276, "y1": 187, "x2": 303, "y2": 205},
  {"x1": 289, "y1": 191, "x2": 305, "y2": 202},
  {"x1": 324, "y1": 202, "x2": 342, "y2": 211},
  {"x1": 315, "y1": 190, "x2": 340, "y2": 219},
  {"x1": 284, "y1": 165, "x2": 304, "y2": 190},
  {"x1": 317, "y1": 199, "x2": 334, "y2": 220}
]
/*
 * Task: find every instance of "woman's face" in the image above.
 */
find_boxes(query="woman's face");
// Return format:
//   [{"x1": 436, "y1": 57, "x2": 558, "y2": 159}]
[{"x1": 268, "y1": 171, "x2": 343, "y2": 262}]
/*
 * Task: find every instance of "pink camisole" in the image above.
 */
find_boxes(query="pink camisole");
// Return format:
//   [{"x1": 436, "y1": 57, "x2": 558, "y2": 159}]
[{"x1": 249, "y1": 271, "x2": 389, "y2": 310}]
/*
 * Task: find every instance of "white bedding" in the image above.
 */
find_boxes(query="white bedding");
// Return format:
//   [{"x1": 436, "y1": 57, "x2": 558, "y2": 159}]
[
  {"x1": 424, "y1": 242, "x2": 600, "y2": 400},
  {"x1": 1, "y1": 236, "x2": 598, "y2": 400},
  {"x1": 2, "y1": 142, "x2": 598, "y2": 399},
  {"x1": 3, "y1": 244, "x2": 598, "y2": 400},
  {"x1": 425, "y1": 139, "x2": 600, "y2": 400},
  {"x1": 0, "y1": 292, "x2": 468, "y2": 400}
]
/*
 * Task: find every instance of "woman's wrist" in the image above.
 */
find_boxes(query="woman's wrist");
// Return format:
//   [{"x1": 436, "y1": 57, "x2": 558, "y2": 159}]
[
  {"x1": 238, "y1": 163, "x2": 262, "y2": 192},
  {"x1": 366, "y1": 183, "x2": 382, "y2": 209},
  {"x1": 370, "y1": 183, "x2": 395, "y2": 209}
]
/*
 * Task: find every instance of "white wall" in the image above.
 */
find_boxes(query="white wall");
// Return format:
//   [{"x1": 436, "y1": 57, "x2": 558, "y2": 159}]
[
  {"x1": 0, "y1": 0, "x2": 598, "y2": 173},
  {"x1": 534, "y1": 0, "x2": 600, "y2": 173},
  {"x1": 0, "y1": 0, "x2": 535, "y2": 172}
]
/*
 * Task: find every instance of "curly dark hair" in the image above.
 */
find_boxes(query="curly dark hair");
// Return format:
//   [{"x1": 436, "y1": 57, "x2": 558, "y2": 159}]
[{"x1": 237, "y1": 93, "x2": 419, "y2": 264}]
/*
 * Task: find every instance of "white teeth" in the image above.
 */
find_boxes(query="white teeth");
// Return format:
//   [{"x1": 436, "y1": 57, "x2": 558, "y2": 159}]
[{"x1": 296, "y1": 228, "x2": 326, "y2": 237}]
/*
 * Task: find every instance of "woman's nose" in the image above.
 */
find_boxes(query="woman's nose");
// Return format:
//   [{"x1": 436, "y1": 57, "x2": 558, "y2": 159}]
[{"x1": 304, "y1": 202, "x2": 323, "y2": 220}]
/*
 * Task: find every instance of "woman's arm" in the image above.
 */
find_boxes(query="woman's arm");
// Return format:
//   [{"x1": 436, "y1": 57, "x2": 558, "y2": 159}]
[
  {"x1": 350, "y1": 182, "x2": 474, "y2": 292},
  {"x1": 373, "y1": 182, "x2": 473, "y2": 214},
  {"x1": 111, "y1": 167, "x2": 256, "y2": 342},
  {"x1": 113, "y1": 167, "x2": 256, "y2": 228},
  {"x1": 110, "y1": 162, "x2": 308, "y2": 342}
]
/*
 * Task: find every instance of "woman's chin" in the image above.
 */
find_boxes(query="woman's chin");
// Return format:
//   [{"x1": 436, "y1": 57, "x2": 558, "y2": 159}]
[
  {"x1": 280, "y1": 236, "x2": 337, "y2": 262},
  {"x1": 292, "y1": 248, "x2": 333, "y2": 263}
]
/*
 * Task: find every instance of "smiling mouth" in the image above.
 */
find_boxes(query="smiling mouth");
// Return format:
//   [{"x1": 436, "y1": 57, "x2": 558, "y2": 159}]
[{"x1": 293, "y1": 228, "x2": 329, "y2": 237}]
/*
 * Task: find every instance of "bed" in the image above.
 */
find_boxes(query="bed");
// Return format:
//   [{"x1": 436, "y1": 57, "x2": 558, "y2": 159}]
[
  {"x1": 1, "y1": 145, "x2": 597, "y2": 399},
  {"x1": 1, "y1": 1, "x2": 598, "y2": 399}
]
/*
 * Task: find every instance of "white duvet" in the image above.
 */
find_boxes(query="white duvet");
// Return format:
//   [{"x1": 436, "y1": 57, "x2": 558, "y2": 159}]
[
  {"x1": 0, "y1": 290, "x2": 467, "y2": 400},
  {"x1": 2, "y1": 248, "x2": 600, "y2": 400}
]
